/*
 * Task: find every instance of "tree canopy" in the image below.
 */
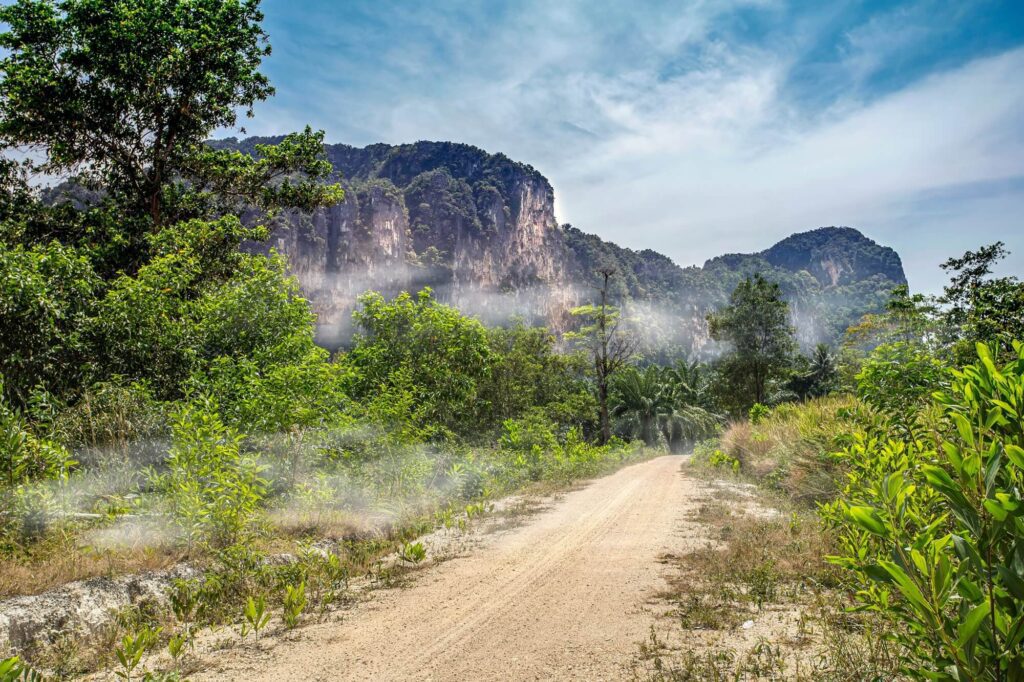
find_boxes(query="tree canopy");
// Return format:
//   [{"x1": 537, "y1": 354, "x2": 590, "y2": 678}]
[{"x1": 708, "y1": 274, "x2": 795, "y2": 412}]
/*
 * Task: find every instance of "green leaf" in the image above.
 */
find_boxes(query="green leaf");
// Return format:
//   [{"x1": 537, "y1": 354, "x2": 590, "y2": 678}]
[
  {"x1": 878, "y1": 560, "x2": 932, "y2": 618},
  {"x1": 846, "y1": 506, "x2": 889, "y2": 537},
  {"x1": 997, "y1": 565, "x2": 1024, "y2": 602},
  {"x1": 1006, "y1": 444, "x2": 1024, "y2": 469},
  {"x1": 951, "y1": 412, "x2": 975, "y2": 448},
  {"x1": 956, "y1": 601, "x2": 991, "y2": 647},
  {"x1": 983, "y1": 498, "x2": 1008, "y2": 522}
]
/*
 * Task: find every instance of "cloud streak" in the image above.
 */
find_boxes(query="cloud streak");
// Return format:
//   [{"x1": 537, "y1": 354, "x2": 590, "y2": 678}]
[{"x1": 249, "y1": 0, "x2": 1024, "y2": 293}]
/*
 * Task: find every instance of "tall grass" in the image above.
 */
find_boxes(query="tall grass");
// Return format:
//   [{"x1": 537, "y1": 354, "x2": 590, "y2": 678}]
[{"x1": 713, "y1": 395, "x2": 866, "y2": 504}]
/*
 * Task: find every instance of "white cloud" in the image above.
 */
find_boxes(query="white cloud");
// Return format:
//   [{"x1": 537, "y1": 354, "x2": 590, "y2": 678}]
[
  {"x1": 250, "y1": 0, "x2": 1024, "y2": 293},
  {"x1": 554, "y1": 45, "x2": 1024, "y2": 289}
]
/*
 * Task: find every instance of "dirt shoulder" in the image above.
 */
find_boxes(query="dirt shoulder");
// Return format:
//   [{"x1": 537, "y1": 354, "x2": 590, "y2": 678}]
[{"x1": 192, "y1": 455, "x2": 710, "y2": 681}]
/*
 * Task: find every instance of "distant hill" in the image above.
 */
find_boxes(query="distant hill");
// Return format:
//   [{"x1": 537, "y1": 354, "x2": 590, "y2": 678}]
[{"x1": 218, "y1": 138, "x2": 907, "y2": 356}]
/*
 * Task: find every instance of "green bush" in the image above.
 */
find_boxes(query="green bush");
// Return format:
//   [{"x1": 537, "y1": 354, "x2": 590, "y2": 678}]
[
  {"x1": 825, "y1": 341, "x2": 1024, "y2": 679},
  {"x1": 748, "y1": 403, "x2": 771, "y2": 425},
  {"x1": 94, "y1": 217, "x2": 317, "y2": 401},
  {"x1": 152, "y1": 401, "x2": 267, "y2": 551},
  {"x1": 855, "y1": 341, "x2": 948, "y2": 428},
  {"x1": 0, "y1": 242, "x2": 99, "y2": 407},
  {"x1": 346, "y1": 289, "x2": 491, "y2": 439}
]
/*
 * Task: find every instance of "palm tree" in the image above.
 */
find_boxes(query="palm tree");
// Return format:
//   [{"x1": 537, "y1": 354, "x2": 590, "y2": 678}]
[
  {"x1": 610, "y1": 366, "x2": 670, "y2": 446},
  {"x1": 611, "y1": 363, "x2": 721, "y2": 451},
  {"x1": 805, "y1": 343, "x2": 838, "y2": 397},
  {"x1": 658, "y1": 363, "x2": 721, "y2": 453}
]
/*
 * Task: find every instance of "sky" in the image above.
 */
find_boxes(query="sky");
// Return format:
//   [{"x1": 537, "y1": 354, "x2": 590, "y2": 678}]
[{"x1": 245, "y1": 0, "x2": 1024, "y2": 294}]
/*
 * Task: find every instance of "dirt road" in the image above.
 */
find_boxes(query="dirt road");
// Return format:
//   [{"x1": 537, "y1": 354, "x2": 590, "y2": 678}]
[{"x1": 199, "y1": 455, "x2": 706, "y2": 681}]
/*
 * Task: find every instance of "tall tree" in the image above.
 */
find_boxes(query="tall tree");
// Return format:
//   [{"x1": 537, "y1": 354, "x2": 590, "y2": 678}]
[
  {"x1": 940, "y1": 242, "x2": 1024, "y2": 360},
  {"x1": 569, "y1": 267, "x2": 638, "y2": 444},
  {"x1": 708, "y1": 274, "x2": 795, "y2": 412},
  {"x1": 0, "y1": 0, "x2": 342, "y2": 273}
]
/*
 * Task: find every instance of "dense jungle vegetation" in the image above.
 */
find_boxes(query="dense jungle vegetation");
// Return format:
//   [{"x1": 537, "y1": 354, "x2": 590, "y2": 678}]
[{"x1": 0, "y1": 1, "x2": 1023, "y2": 681}]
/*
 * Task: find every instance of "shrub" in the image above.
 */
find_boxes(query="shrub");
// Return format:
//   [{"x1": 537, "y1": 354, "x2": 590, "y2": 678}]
[
  {"x1": 715, "y1": 395, "x2": 862, "y2": 502},
  {"x1": 825, "y1": 341, "x2": 1024, "y2": 679},
  {"x1": 152, "y1": 401, "x2": 267, "y2": 551},
  {"x1": 748, "y1": 403, "x2": 771, "y2": 425},
  {"x1": 855, "y1": 341, "x2": 948, "y2": 428},
  {"x1": 346, "y1": 289, "x2": 491, "y2": 438},
  {"x1": 0, "y1": 242, "x2": 100, "y2": 407}
]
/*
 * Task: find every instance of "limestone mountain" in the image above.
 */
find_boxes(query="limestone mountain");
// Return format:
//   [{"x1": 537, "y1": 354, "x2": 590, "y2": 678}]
[{"x1": 221, "y1": 138, "x2": 907, "y2": 356}]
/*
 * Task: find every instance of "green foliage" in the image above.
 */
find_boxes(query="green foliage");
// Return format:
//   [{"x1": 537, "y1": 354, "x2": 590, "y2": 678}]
[
  {"x1": 568, "y1": 268, "x2": 639, "y2": 444},
  {"x1": 0, "y1": 0, "x2": 340, "y2": 256},
  {"x1": 748, "y1": 403, "x2": 771, "y2": 426},
  {"x1": 839, "y1": 285, "x2": 943, "y2": 387},
  {"x1": 824, "y1": 342, "x2": 1024, "y2": 679},
  {"x1": 114, "y1": 624, "x2": 161, "y2": 682},
  {"x1": 709, "y1": 274, "x2": 796, "y2": 413},
  {"x1": 0, "y1": 656, "x2": 44, "y2": 682},
  {"x1": 0, "y1": 242, "x2": 100, "y2": 407},
  {"x1": 498, "y1": 411, "x2": 560, "y2": 481},
  {"x1": 0, "y1": 385, "x2": 76, "y2": 487},
  {"x1": 608, "y1": 364, "x2": 720, "y2": 451},
  {"x1": 50, "y1": 380, "x2": 166, "y2": 457},
  {"x1": 788, "y1": 343, "x2": 839, "y2": 399},
  {"x1": 707, "y1": 449, "x2": 741, "y2": 473},
  {"x1": 281, "y1": 581, "x2": 306, "y2": 629},
  {"x1": 94, "y1": 217, "x2": 318, "y2": 401},
  {"x1": 398, "y1": 541, "x2": 427, "y2": 565},
  {"x1": 240, "y1": 594, "x2": 270, "y2": 642},
  {"x1": 497, "y1": 411, "x2": 637, "y2": 485},
  {"x1": 713, "y1": 395, "x2": 865, "y2": 504},
  {"x1": 347, "y1": 289, "x2": 491, "y2": 439},
  {"x1": 855, "y1": 341, "x2": 948, "y2": 429},
  {"x1": 611, "y1": 366, "x2": 667, "y2": 446},
  {"x1": 481, "y1": 322, "x2": 595, "y2": 433},
  {"x1": 152, "y1": 401, "x2": 266, "y2": 550},
  {"x1": 940, "y1": 242, "x2": 1024, "y2": 362}
]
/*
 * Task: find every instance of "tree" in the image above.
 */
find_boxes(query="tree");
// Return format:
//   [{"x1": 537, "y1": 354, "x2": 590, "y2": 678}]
[
  {"x1": 0, "y1": 0, "x2": 346, "y2": 406},
  {"x1": 855, "y1": 341, "x2": 948, "y2": 431},
  {"x1": 0, "y1": 242, "x2": 100, "y2": 407},
  {"x1": 609, "y1": 364, "x2": 719, "y2": 452},
  {"x1": 0, "y1": 0, "x2": 342, "y2": 273},
  {"x1": 788, "y1": 343, "x2": 839, "y2": 400},
  {"x1": 708, "y1": 274, "x2": 795, "y2": 412},
  {"x1": 940, "y1": 242, "x2": 1024, "y2": 361},
  {"x1": 839, "y1": 285, "x2": 942, "y2": 386},
  {"x1": 568, "y1": 267, "x2": 638, "y2": 445},
  {"x1": 346, "y1": 289, "x2": 492, "y2": 440},
  {"x1": 480, "y1": 322, "x2": 595, "y2": 434},
  {"x1": 610, "y1": 366, "x2": 668, "y2": 447}
]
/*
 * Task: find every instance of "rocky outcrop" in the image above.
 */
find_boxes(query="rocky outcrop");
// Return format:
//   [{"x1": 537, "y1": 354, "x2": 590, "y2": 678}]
[
  {"x1": 231, "y1": 139, "x2": 577, "y2": 346},
  {"x1": 0, "y1": 564, "x2": 201, "y2": 655}
]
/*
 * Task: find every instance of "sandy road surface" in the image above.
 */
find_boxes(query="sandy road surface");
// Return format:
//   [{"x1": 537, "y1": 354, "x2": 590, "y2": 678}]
[{"x1": 197, "y1": 455, "x2": 706, "y2": 681}]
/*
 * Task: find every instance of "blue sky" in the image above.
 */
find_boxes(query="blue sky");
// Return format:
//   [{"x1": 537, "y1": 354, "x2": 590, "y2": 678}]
[{"x1": 246, "y1": 0, "x2": 1024, "y2": 294}]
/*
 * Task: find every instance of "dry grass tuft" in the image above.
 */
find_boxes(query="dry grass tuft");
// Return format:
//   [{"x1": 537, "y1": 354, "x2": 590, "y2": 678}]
[
  {"x1": 715, "y1": 395, "x2": 864, "y2": 504},
  {"x1": 0, "y1": 529, "x2": 181, "y2": 600}
]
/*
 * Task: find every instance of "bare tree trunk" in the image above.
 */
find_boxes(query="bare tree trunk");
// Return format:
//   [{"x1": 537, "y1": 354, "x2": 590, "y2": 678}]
[
  {"x1": 597, "y1": 269, "x2": 611, "y2": 445},
  {"x1": 598, "y1": 379, "x2": 611, "y2": 445}
]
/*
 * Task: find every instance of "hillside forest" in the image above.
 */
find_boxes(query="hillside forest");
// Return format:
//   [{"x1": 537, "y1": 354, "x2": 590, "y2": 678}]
[{"x1": 0, "y1": 1, "x2": 1023, "y2": 681}]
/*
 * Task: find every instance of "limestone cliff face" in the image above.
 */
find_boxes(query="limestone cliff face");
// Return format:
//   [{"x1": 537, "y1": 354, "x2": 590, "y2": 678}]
[
  {"x1": 242, "y1": 139, "x2": 576, "y2": 345},
  {"x1": 253, "y1": 180, "x2": 413, "y2": 344},
  {"x1": 227, "y1": 137, "x2": 907, "y2": 355}
]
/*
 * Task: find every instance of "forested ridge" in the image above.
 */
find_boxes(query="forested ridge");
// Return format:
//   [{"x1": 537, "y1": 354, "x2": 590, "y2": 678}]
[{"x1": 0, "y1": 1, "x2": 1023, "y2": 681}]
